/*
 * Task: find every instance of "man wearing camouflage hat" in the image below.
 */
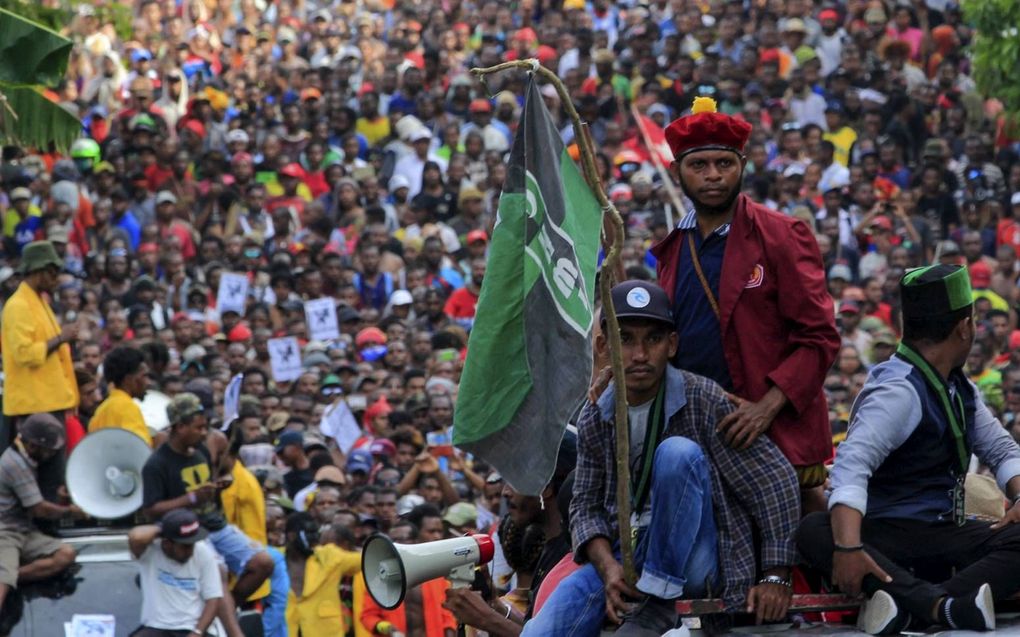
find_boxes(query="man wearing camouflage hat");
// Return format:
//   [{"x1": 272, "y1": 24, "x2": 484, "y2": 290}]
[
  {"x1": 141, "y1": 393, "x2": 274, "y2": 627},
  {"x1": 799, "y1": 265, "x2": 1020, "y2": 634}
]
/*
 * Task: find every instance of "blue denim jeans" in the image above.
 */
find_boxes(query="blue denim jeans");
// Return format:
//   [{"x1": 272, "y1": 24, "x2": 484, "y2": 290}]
[
  {"x1": 522, "y1": 437, "x2": 719, "y2": 636},
  {"x1": 207, "y1": 524, "x2": 262, "y2": 576}
]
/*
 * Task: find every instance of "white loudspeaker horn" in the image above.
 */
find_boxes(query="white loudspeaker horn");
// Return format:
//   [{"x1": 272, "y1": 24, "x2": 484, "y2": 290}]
[
  {"x1": 66, "y1": 429, "x2": 152, "y2": 519},
  {"x1": 362, "y1": 533, "x2": 495, "y2": 610}
]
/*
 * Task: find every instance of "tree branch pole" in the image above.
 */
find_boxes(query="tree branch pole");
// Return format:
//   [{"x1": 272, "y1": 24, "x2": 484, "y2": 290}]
[{"x1": 471, "y1": 59, "x2": 636, "y2": 585}]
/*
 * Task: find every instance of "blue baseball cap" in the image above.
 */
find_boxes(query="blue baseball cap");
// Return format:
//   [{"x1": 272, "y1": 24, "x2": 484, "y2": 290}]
[
  {"x1": 275, "y1": 430, "x2": 304, "y2": 453},
  {"x1": 346, "y1": 449, "x2": 374, "y2": 474}
]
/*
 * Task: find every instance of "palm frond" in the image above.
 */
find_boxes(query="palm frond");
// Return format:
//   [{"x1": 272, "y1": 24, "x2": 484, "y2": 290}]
[
  {"x1": 0, "y1": 86, "x2": 81, "y2": 152},
  {"x1": 0, "y1": 7, "x2": 72, "y2": 86}
]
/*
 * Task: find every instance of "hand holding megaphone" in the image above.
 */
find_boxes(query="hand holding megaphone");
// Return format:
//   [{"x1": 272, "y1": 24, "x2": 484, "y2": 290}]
[{"x1": 362, "y1": 533, "x2": 495, "y2": 610}]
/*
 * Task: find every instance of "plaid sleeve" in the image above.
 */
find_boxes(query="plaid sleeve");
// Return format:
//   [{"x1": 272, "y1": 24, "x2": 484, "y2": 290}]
[
  {"x1": 4, "y1": 453, "x2": 43, "y2": 510},
  {"x1": 701, "y1": 384, "x2": 801, "y2": 570},
  {"x1": 570, "y1": 403, "x2": 616, "y2": 563}
]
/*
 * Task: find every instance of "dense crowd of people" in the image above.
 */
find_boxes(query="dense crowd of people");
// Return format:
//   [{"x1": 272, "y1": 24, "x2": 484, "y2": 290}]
[{"x1": 1, "y1": 0, "x2": 1020, "y2": 634}]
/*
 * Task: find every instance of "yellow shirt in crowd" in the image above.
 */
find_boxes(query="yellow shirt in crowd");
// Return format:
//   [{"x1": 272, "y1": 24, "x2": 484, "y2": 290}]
[
  {"x1": 1, "y1": 282, "x2": 78, "y2": 416},
  {"x1": 89, "y1": 387, "x2": 153, "y2": 447},
  {"x1": 222, "y1": 462, "x2": 271, "y2": 601},
  {"x1": 823, "y1": 126, "x2": 858, "y2": 167},
  {"x1": 356, "y1": 116, "x2": 391, "y2": 146},
  {"x1": 287, "y1": 544, "x2": 362, "y2": 637},
  {"x1": 3, "y1": 204, "x2": 41, "y2": 237}
]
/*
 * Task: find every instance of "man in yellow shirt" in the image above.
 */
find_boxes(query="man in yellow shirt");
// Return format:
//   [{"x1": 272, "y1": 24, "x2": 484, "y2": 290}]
[
  {"x1": 220, "y1": 434, "x2": 271, "y2": 603},
  {"x1": 3, "y1": 187, "x2": 40, "y2": 239},
  {"x1": 355, "y1": 88, "x2": 390, "y2": 146},
  {"x1": 823, "y1": 100, "x2": 858, "y2": 167},
  {"x1": 1, "y1": 241, "x2": 78, "y2": 500},
  {"x1": 1, "y1": 241, "x2": 78, "y2": 423},
  {"x1": 285, "y1": 511, "x2": 361, "y2": 636},
  {"x1": 89, "y1": 345, "x2": 153, "y2": 446}
]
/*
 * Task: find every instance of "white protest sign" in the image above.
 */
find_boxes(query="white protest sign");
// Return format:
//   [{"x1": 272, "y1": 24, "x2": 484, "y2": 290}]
[
  {"x1": 268, "y1": 336, "x2": 303, "y2": 383},
  {"x1": 319, "y1": 399, "x2": 362, "y2": 453},
  {"x1": 304, "y1": 297, "x2": 340, "y2": 342},
  {"x1": 221, "y1": 373, "x2": 244, "y2": 430},
  {"x1": 216, "y1": 272, "x2": 249, "y2": 316}
]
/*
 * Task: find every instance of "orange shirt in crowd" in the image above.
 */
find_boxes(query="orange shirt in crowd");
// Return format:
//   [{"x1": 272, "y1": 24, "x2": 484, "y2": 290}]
[{"x1": 360, "y1": 578, "x2": 457, "y2": 637}]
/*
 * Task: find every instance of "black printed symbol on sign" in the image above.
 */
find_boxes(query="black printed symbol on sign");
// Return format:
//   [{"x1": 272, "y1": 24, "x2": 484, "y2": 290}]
[
  {"x1": 315, "y1": 308, "x2": 330, "y2": 326},
  {"x1": 275, "y1": 342, "x2": 294, "y2": 363}
]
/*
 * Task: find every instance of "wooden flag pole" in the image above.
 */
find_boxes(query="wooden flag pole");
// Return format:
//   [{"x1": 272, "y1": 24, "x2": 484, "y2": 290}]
[{"x1": 470, "y1": 59, "x2": 636, "y2": 585}]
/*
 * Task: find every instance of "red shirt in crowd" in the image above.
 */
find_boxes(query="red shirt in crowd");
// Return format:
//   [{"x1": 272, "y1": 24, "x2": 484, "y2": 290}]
[{"x1": 443, "y1": 286, "x2": 479, "y2": 319}]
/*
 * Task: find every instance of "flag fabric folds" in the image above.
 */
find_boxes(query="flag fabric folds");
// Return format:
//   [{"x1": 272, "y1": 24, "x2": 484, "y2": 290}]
[{"x1": 453, "y1": 75, "x2": 602, "y2": 495}]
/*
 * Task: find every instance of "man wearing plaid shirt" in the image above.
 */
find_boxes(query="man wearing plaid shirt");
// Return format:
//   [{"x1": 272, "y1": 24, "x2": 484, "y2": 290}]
[{"x1": 522, "y1": 281, "x2": 800, "y2": 636}]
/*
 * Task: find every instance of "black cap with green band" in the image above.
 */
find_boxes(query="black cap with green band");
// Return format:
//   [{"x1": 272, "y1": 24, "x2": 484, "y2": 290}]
[{"x1": 900, "y1": 264, "x2": 973, "y2": 321}]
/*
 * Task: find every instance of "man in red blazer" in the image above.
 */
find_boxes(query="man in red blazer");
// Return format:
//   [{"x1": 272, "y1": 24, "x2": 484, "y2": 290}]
[{"x1": 651, "y1": 97, "x2": 840, "y2": 510}]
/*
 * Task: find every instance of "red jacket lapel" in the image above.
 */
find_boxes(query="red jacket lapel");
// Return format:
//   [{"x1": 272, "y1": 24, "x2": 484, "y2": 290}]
[{"x1": 719, "y1": 195, "x2": 762, "y2": 335}]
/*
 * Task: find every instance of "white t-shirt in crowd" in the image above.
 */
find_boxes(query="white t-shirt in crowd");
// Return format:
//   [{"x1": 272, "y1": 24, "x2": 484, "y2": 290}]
[{"x1": 137, "y1": 539, "x2": 223, "y2": 631}]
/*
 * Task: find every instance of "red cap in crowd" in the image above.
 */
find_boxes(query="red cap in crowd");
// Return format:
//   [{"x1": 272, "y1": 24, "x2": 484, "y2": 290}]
[
  {"x1": 278, "y1": 163, "x2": 304, "y2": 178},
  {"x1": 466, "y1": 230, "x2": 488, "y2": 244},
  {"x1": 819, "y1": 9, "x2": 839, "y2": 22},
  {"x1": 182, "y1": 119, "x2": 206, "y2": 139},
  {"x1": 228, "y1": 324, "x2": 253, "y2": 342},
  {"x1": 469, "y1": 98, "x2": 493, "y2": 113},
  {"x1": 969, "y1": 261, "x2": 992, "y2": 289},
  {"x1": 513, "y1": 27, "x2": 537, "y2": 42},
  {"x1": 665, "y1": 97, "x2": 752, "y2": 160},
  {"x1": 356, "y1": 327, "x2": 387, "y2": 348},
  {"x1": 869, "y1": 216, "x2": 893, "y2": 232}
]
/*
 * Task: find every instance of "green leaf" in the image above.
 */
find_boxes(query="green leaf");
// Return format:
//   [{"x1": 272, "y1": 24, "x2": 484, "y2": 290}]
[
  {"x1": 0, "y1": 0, "x2": 72, "y2": 33},
  {"x1": 964, "y1": 0, "x2": 1020, "y2": 121},
  {"x1": 0, "y1": 7, "x2": 72, "y2": 86},
  {"x1": 0, "y1": 86, "x2": 81, "y2": 152}
]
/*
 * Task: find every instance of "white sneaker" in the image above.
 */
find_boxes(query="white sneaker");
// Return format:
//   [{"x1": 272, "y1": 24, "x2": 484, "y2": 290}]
[
  {"x1": 974, "y1": 583, "x2": 996, "y2": 631},
  {"x1": 941, "y1": 583, "x2": 996, "y2": 631},
  {"x1": 857, "y1": 590, "x2": 908, "y2": 635}
]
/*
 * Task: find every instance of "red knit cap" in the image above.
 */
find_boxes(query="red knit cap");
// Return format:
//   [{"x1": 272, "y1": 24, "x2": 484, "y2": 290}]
[
  {"x1": 664, "y1": 97, "x2": 752, "y2": 160},
  {"x1": 228, "y1": 323, "x2": 252, "y2": 342}
]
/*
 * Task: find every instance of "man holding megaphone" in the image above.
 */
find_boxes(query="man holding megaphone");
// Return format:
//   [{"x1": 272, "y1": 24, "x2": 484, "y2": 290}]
[{"x1": 0, "y1": 414, "x2": 84, "y2": 629}]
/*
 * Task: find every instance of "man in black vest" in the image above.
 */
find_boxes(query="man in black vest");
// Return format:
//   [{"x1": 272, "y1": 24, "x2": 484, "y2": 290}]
[{"x1": 798, "y1": 264, "x2": 1020, "y2": 634}]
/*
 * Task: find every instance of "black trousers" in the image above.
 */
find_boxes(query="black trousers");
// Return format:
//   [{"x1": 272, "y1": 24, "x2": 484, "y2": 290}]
[{"x1": 797, "y1": 511, "x2": 1020, "y2": 622}]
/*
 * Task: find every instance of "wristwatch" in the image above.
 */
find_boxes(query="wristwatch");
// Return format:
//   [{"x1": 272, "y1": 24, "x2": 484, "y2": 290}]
[{"x1": 758, "y1": 574, "x2": 792, "y2": 588}]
